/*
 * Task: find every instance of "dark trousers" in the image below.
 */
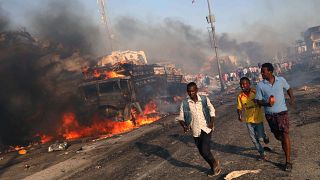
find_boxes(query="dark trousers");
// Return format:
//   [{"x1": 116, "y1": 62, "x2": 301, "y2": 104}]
[{"x1": 193, "y1": 130, "x2": 216, "y2": 170}]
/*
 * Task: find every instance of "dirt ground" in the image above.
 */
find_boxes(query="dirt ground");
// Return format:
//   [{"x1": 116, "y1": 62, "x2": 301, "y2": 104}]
[{"x1": 0, "y1": 69, "x2": 319, "y2": 180}]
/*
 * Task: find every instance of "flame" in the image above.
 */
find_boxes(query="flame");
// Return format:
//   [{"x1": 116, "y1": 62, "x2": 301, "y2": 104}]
[
  {"x1": 18, "y1": 149, "x2": 27, "y2": 155},
  {"x1": 2, "y1": 101, "x2": 161, "y2": 154},
  {"x1": 14, "y1": 146, "x2": 24, "y2": 151},
  {"x1": 5, "y1": 146, "x2": 28, "y2": 154},
  {"x1": 105, "y1": 71, "x2": 125, "y2": 79},
  {"x1": 57, "y1": 100, "x2": 160, "y2": 140},
  {"x1": 93, "y1": 69, "x2": 101, "y2": 78},
  {"x1": 143, "y1": 99, "x2": 158, "y2": 115},
  {"x1": 39, "y1": 134, "x2": 54, "y2": 144}
]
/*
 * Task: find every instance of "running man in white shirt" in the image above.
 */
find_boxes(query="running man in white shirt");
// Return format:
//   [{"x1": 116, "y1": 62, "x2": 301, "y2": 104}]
[{"x1": 176, "y1": 82, "x2": 221, "y2": 177}]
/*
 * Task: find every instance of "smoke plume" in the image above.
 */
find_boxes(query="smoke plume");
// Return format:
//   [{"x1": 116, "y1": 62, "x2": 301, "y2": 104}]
[
  {"x1": 28, "y1": 0, "x2": 103, "y2": 54},
  {"x1": 0, "y1": 1, "x2": 98, "y2": 147},
  {"x1": 0, "y1": 4, "x2": 9, "y2": 31}
]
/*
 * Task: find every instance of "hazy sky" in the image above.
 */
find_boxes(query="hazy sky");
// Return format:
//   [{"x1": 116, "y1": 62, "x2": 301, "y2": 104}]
[
  {"x1": 1, "y1": 0, "x2": 319, "y2": 69},
  {"x1": 1, "y1": 0, "x2": 319, "y2": 41}
]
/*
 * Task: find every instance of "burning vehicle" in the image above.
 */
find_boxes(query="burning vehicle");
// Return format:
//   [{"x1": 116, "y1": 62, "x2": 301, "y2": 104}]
[{"x1": 79, "y1": 51, "x2": 186, "y2": 123}]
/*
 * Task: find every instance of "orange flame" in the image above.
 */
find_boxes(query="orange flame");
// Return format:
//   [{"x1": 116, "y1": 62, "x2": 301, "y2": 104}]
[
  {"x1": 38, "y1": 134, "x2": 54, "y2": 144},
  {"x1": 18, "y1": 149, "x2": 27, "y2": 155},
  {"x1": 143, "y1": 99, "x2": 158, "y2": 115},
  {"x1": 105, "y1": 71, "x2": 125, "y2": 79},
  {"x1": 56, "y1": 100, "x2": 160, "y2": 140},
  {"x1": 4, "y1": 101, "x2": 160, "y2": 154},
  {"x1": 93, "y1": 69, "x2": 100, "y2": 78}
]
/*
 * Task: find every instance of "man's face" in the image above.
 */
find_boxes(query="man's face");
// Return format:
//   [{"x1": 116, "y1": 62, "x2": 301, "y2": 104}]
[
  {"x1": 240, "y1": 80, "x2": 251, "y2": 92},
  {"x1": 261, "y1": 67, "x2": 271, "y2": 80},
  {"x1": 187, "y1": 86, "x2": 198, "y2": 99}
]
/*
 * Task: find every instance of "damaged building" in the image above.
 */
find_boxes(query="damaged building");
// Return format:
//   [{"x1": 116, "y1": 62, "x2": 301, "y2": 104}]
[{"x1": 295, "y1": 25, "x2": 320, "y2": 64}]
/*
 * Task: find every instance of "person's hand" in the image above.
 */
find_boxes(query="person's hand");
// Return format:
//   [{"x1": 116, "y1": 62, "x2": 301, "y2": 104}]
[
  {"x1": 207, "y1": 117, "x2": 215, "y2": 129},
  {"x1": 289, "y1": 97, "x2": 295, "y2": 105},
  {"x1": 269, "y1": 95, "x2": 276, "y2": 106},
  {"x1": 208, "y1": 121, "x2": 214, "y2": 129},
  {"x1": 183, "y1": 126, "x2": 190, "y2": 133}
]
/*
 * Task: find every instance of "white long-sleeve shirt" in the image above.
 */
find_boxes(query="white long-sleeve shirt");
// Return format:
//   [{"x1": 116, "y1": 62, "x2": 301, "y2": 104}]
[{"x1": 176, "y1": 94, "x2": 216, "y2": 137}]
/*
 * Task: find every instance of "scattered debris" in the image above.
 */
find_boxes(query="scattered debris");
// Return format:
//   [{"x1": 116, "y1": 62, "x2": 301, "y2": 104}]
[
  {"x1": 48, "y1": 142, "x2": 68, "y2": 152},
  {"x1": 299, "y1": 85, "x2": 308, "y2": 91},
  {"x1": 95, "y1": 165, "x2": 102, "y2": 169},
  {"x1": 24, "y1": 164, "x2": 31, "y2": 169},
  {"x1": 224, "y1": 169, "x2": 262, "y2": 180},
  {"x1": 76, "y1": 147, "x2": 83, "y2": 153},
  {"x1": 18, "y1": 149, "x2": 27, "y2": 155}
]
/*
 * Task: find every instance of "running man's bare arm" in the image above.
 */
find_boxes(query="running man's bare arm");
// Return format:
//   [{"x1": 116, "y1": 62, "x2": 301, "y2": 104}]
[
  {"x1": 287, "y1": 88, "x2": 295, "y2": 105},
  {"x1": 237, "y1": 109, "x2": 243, "y2": 121}
]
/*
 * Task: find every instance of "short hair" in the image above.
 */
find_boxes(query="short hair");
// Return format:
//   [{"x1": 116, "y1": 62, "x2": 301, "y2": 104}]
[
  {"x1": 187, "y1": 82, "x2": 197, "y2": 89},
  {"x1": 261, "y1": 63, "x2": 274, "y2": 72},
  {"x1": 240, "y1": 77, "x2": 250, "y2": 84}
]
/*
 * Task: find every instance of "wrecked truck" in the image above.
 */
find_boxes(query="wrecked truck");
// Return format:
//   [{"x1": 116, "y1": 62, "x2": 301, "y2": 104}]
[{"x1": 79, "y1": 62, "x2": 186, "y2": 122}]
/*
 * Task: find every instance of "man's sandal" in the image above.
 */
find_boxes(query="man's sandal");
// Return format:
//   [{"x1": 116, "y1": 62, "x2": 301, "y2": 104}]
[
  {"x1": 208, "y1": 161, "x2": 221, "y2": 177},
  {"x1": 284, "y1": 162, "x2": 293, "y2": 172}
]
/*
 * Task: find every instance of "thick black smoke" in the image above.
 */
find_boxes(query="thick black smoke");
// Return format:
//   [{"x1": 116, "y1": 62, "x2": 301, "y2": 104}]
[
  {"x1": 29, "y1": 0, "x2": 103, "y2": 54},
  {"x1": 0, "y1": 1, "x2": 99, "y2": 148},
  {"x1": 0, "y1": 4, "x2": 9, "y2": 31},
  {"x1": 113, "y1": 16, "x2": 275, "y2": 73},
  {"x1": 112, "y1": 17, "x2": 212, "y2": 73},
  {"x1": 0, "y1": 36, "x2": 92, "y2": 147}
]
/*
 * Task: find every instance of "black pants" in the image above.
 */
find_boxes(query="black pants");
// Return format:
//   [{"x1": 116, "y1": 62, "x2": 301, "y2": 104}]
[{"x1": 193, "y1": 130, "x2": 216, "y2": 170}]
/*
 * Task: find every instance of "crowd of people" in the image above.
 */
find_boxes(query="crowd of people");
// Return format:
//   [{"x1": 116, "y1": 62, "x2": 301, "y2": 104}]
[{"x1": 220, "y1": 61, "x2": 294, "y2": 85}]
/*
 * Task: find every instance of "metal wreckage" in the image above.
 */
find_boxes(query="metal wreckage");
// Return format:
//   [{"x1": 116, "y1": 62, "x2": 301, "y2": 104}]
[{"x1": 79, "y1": 51, "x2": 186, "y2": 124}]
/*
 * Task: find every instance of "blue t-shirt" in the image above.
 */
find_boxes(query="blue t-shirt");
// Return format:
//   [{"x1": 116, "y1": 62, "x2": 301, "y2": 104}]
[{"x1": 255, "y1": 76, "x2": 290, "y2": 113}]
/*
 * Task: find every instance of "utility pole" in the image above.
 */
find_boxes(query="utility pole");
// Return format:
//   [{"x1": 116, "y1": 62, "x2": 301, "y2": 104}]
[
  {"x1": 97, "y1": 0, "x2": 114, "y2": 52},
  {"x1": 206, "y1": 0, "x2": 225, "y2": 91}
]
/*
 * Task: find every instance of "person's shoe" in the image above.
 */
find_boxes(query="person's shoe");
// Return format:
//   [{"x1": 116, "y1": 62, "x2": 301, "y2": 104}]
[
  {"x1": 257, "y1": 153, "x2": 267, "y2": 161},
  {"x1": 263, "y1": 146, "x2": 272, "y2": 152},
  {"x1": 207, "y1": 168, "x2": 221, "y2": 177},
  {"x1": 208, "y1": 161, "x2": 221, "y2": 177},
  {"x1": 284, "y1": 162, "x2": 293, "y2": 172},
  {"x1": 263, "y1": 137, "x2": 270, "y2": 144}
]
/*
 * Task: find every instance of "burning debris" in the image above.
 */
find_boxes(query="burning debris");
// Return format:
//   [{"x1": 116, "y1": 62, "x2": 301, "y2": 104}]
[
  {"x1": 98, "y1": 50, "x2": 148, "y2": 66},
  {"x1": 0, "y1": 28, "x2": 182, "y2": 152},
  {"x1": 79, "y1": 51, "x2": 186, "y2": 123},
  {"x1": 18, "y1": 149, "x2": 27, "y2": 155},
  {"x1": 0, "y1": 29, "x2": 91, "y2": 150}
]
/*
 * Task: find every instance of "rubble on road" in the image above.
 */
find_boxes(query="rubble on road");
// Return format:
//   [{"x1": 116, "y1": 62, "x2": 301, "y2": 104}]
[
  {"x1": 224, "y1": 169, "x2": 262, "y2": 180},
  {"x1": 48, "y1": 142, "x2": 68, "y2": 152}
]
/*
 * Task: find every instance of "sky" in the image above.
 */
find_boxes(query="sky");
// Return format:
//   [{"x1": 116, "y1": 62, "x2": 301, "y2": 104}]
[
  {"x1": 0, "y1": 0, "x2": 319, "y2": 71},
  {"x1": 2, "y1": 0, "x2": 319, "y2": 39}
]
